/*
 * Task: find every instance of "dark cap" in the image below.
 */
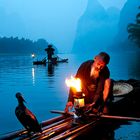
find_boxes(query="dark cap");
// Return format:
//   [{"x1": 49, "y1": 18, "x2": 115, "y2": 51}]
[
  {"x1": 94, "y1": 52, "x2": 110, "y2": 64},
  {"x1": 48, "y1": 44, "x2": 52, "y2": 48}
]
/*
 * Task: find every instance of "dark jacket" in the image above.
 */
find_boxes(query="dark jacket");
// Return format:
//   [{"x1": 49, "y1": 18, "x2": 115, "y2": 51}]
[{"x1": 68, "y1": 60, "x2": 110, "y2": 105}]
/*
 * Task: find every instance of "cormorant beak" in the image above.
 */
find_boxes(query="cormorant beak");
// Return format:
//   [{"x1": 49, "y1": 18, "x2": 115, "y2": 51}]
[{"x1": 22, "y1": 97, "x2": 26, "y2": 103}]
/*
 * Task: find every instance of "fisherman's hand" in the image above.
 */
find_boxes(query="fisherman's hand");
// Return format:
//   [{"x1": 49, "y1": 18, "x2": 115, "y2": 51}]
[
  {"x1": 85, "y1": 102, "x2": 95, "y2": 113},
  {"x1": 64, "y1": 102, "x2": 73, "y2": 113},
  {"x1": 85, "y1": 102, "x2": 96, "y2": 113}
]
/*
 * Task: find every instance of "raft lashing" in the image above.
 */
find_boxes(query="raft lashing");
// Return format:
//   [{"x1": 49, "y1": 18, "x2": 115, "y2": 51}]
[
  {"x1": 0, "y1": 115, "x2": 73, "y2": 140},
  {"x1": 1, "y1": 112, "x2": 100, "y2": 140}
]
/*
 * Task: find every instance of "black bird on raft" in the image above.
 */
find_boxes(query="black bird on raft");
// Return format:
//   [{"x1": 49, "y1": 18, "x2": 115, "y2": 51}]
[{"x1": 15, "y1": 92, "x2": 42, "y2": 133}]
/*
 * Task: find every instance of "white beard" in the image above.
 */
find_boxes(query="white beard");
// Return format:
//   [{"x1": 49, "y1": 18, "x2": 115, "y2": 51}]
[{"x1": 90, "y1": 67, "x2": 99, "y2": 79}]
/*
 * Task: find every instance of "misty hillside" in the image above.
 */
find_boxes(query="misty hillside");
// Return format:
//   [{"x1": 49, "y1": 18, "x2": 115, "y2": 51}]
[
  {"x1": 111, "y1": 0, "x2": 140, "y2": 51},
  {"x1": 72, "y1": 0, "x2": 120, "y2": 54},
  {"x1": 72, "y1": 0, "x2": 140, "y2": 54}
]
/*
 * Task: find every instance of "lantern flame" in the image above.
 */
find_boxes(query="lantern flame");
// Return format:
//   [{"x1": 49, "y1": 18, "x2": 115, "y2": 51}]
[{"x1": 65, "y1": 76, "x2": 82, "y2": 92}]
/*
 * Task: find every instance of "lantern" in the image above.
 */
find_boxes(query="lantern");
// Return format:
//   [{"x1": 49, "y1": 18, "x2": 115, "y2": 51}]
[
  {"x1": 65, "y1": 76, "x2": 85, "y2": 109},
  {"x1": 73, "y1": 92, "x2": 85, "y2": 108}
]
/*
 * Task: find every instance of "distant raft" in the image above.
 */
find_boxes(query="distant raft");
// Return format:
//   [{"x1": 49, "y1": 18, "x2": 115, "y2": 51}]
[{"x1": 33, "y1": 57, "x2": 68, "y2": 65}]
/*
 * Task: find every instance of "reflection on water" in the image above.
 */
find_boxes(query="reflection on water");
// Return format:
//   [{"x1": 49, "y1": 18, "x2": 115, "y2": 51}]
[
  {"x1": 0, "y1": 52, "x2": 140, "y2": 139},
  {"x1": 32, "y1": 67, "x2": 35, "y2": 85},
  {"x1": 47, "y1": 63, "x2": 55, "y2": 77}
]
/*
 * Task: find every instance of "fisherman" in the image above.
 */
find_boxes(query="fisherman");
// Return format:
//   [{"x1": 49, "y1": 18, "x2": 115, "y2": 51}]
[
  {"x1": 45, "y1": 44, "x2": 55, "y2": 62},
  {"x1": 65, "y1": 52, "x2": 113, "y2": 114}
]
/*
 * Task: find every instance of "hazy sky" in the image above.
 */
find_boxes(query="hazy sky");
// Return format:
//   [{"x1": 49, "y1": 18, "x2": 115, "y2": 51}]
[{"x1": 0, "y1": 0, "x2": 127, "y2": 53}]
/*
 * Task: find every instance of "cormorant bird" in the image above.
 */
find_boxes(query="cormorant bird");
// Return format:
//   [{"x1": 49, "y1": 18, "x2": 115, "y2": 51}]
[{"x1": 15, "y1": 92, "x2": 42, "y2": 133}]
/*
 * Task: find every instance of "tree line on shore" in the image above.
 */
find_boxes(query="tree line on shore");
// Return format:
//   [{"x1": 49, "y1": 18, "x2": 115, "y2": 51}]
[{"x1": 0, "y1": 37, "x2": 58, "y2": 54}]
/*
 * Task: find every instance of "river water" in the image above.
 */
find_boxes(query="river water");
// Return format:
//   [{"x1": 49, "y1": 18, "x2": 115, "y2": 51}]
[{"x1": 0, "y1": 52, "x2": 140, "y2": 139}]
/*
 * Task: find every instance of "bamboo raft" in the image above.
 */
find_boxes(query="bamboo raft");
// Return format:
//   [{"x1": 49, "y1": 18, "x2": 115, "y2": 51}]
[
  {"x1": 33, "y1": 57, "x2": 68, "y2": 65},
  {"x1": 1, "y1": 80, "x2": 140, "y2": 140}
]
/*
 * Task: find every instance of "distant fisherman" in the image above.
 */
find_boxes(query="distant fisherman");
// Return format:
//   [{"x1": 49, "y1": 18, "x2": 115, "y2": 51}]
[{"x1": 45, "y1": 44, "x2": 55, "y2": 62}]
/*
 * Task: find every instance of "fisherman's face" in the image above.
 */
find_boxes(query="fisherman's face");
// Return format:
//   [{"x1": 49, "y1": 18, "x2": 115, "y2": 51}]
[
  {"x1": 93, "y1": 58, "x2": 106, "y2": 72},
  {"x1": 90, "y1": 56, "x2": 106, "y2": 78},
  {"x1": 90, "y1": 57, "x2": 106, "y2": 78}
]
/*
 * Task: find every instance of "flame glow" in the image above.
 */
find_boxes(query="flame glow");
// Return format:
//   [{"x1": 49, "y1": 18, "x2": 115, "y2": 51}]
[{"x1": 65, "y1": 76, "x2": 82, "y2": 92}]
